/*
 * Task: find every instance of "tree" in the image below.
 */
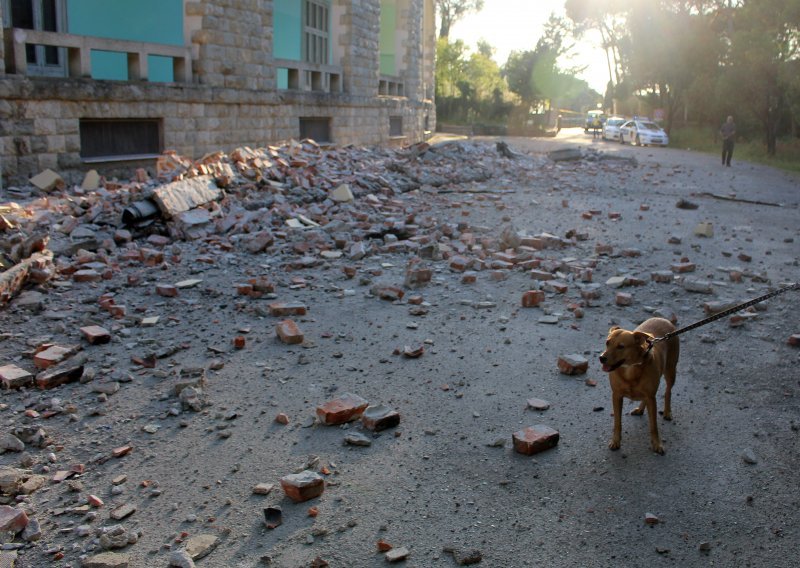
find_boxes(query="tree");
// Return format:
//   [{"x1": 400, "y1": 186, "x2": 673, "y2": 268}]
[{"x1": 435, "y1": 0, "x2": 484, "y2": 39}]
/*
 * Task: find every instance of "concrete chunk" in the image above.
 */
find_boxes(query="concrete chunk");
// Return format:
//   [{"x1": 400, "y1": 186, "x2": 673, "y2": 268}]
[{"x1": 151, "y1": 176, "x2": 221, "y2": 218}]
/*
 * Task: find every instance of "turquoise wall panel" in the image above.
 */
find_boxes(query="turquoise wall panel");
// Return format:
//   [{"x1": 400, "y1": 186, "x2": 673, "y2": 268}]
[
  {"x1": 380, "y1": 0, "x2": 397, "y2": 75},
  {"x1": 67, "y1": 0, "x2": 183, "y2": 82},
  {"x1": 274, "y1": 0, "x2": 303, "y2": 89}
]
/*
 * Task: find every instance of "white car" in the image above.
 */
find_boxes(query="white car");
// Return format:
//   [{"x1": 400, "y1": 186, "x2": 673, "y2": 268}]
[
  {"x1": 619, "y1": 119, "x2": 669, "y2": 146},
  {"x1": 602, "y1": 117, "x2": 627, "y2": 141}
]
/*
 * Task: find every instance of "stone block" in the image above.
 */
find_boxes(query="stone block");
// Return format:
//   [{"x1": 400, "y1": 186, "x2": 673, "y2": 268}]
[
  {"x1": 557, "y1": 354, "x2": 589, "y2": 375},
  {"x1": 82, "y1": 552, "x2": 130, "y2": 568},
  {"x1": 615, "y1": 292, "x2": 634, "y2": 306},
  {"x1": 29, "y1": 168, "x2": 63, "y2": 192},
  {"x1": 0, "y1": 505, "x2": 28, "y2": 533},
  {"x1": 361, "y1": 405, "x2": 400, "y2": 431},
  {"x1": 0, "y1": 364, "x2": 33, "y2": 389},
  {"x1": 512, "y1": 425, "x2": 560, "y2": 455}
]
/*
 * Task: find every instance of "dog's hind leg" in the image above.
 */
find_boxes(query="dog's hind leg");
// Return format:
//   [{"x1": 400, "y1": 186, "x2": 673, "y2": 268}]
[{"x1": 631, "y1": 401, "x2": 645, "y2": 416}]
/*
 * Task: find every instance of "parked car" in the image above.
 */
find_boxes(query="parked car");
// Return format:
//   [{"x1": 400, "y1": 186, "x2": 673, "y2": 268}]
[
  {"x1": 602, "y1": 116, "x2": 627, "y2": 141},
  {"x1": 584, "y1": 110, "x2": 606, "y2": 133},
  {"x1": 619, "y1": 119, "x2": 669, "y2": 146}
]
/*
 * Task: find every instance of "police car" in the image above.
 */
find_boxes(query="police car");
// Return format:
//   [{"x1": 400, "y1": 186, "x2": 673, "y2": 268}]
[{"x1": 619, "y1": 118, "x2": 669, "y2": 146}]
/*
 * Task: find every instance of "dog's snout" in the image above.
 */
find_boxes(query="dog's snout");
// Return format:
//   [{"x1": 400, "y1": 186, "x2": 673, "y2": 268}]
[{"x1": 599, "y1": 355, "x2": 607, "y2": 364}]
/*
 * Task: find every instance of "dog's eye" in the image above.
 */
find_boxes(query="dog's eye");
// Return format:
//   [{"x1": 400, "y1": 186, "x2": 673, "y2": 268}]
[{"x1": 617, "y1": 344, "x2": 625, "y2": 349}]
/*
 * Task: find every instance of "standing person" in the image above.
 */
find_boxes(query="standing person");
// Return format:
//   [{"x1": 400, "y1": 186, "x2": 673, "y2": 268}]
[
  {"x1": 592, "y1": 116, "x2": 601, "y2": 139},
  {"x1": 720, "y1": 115, "x2": 736, "y2": 166},
  {"x1": 556, "y1": 114, "x2": 562, "y2": 134}
]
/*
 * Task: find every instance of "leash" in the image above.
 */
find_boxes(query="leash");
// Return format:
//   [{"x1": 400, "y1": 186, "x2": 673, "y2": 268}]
[{"x1": 645, "y1": 282, "x2": 799, "y2": 354}]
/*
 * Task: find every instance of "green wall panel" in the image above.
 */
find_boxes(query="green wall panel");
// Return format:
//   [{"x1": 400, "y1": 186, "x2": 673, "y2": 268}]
[
  {"x1": 67, "y1": 0, "x2": 183, "y2": 82},
  {"x1": 380, "y1": 0, "x2": 397, "y2": 76}
]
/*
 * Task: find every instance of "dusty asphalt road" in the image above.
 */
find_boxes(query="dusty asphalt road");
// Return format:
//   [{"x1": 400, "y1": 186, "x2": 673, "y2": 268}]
[{"x1": 2, "y1": 129, "x2": 799, "y2": 568}]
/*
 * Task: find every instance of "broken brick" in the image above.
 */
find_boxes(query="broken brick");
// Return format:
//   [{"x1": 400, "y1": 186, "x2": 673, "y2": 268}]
[
  {"x1": 233, "y1": 336, "x2": 246, "y2": 349},
  {"x1": 651, "y1": 271, "x2": 673, "y2": 283},
  {"x1": 738, "y1": 252, "x2": 752, "y2": 262},
  {"x1": 521, "y1": 290, "x2": 545, "y2": 308},
  {"x1": 449, "y1": 256, "x2": 472, "y2": 272},
  {"x1": 557, "y1": 354, "x2": 589, "y2": 375},
  {"x1": 512, "y1": 425, "x2": 560, "y2": 455},
  {"x1": 316, "y1": 393, "x2": 369, "y2": 425},
  {"x1": 35, "y1": 358, "x2": 84, "y2": 389},
  {"x1": 112, "y1": 445, "x2": 133, "y2": 458},
  {"x1": 80, "y1": 326, "x2": 111, "y2": 345},
  {"x1": 788, "y1": 334, "x2": 800, "y2": 346},
  {"x1": 276, "y1": 319, "x2": 304, "y2": 345},
  {"x1": 281, "y1": 471, "x2": 325, "y2": 503},
  {"x1": 371, "y1": 285, "x2": 404, "y2": 301},
  {"x1": 275, "y1": 413, "x2": 290, "y2": 425},
  {"x1": 405, "y1": 267, "x2": 433, "y2": 288},
  {"x1": 595, "y1": 244, "x2": 613, "y2": 255},
  {"x1": 529, "y1": 269, "x2": 554, "y2": 281},
  {"x1": 461, "y1": 271, "x2": 477, "y2": 284}
]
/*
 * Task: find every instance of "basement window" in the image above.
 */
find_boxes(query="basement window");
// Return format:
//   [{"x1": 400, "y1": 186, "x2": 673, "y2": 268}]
[
  {"x1": 79, "y1": 118, "x2": 163, "y2": 162},
  {"x1": 389, "y1": 116, "x2": 403, "y2": 137},
  {"x1": 299, "y1": 117, "x2": 331, "y2": 143}
]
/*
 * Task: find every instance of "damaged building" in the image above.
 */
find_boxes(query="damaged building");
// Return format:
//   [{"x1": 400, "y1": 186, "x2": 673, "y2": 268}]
[{"x1": 0, "y1": 0, "x2": 437, "y2": 184}]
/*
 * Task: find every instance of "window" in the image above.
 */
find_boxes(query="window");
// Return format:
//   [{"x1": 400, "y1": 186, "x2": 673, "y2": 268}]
[
  {"x1": 303, "y1": 0, "x2": 329, "y2": 65},
  {"x1": 4, "y1": 0, "x2": 67, "y2": 77},
  {"x1": 79, "y1": 119, "x2": 163, "y2": 161},
  {"x1": 299, "y1": 117, "x2": 331, "y2": 144},
  {"x1": 389, "y1": 116, "x2": 403, "y2": 137}
]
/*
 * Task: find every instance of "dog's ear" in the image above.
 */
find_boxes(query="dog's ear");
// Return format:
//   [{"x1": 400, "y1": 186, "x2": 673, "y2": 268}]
[
  {"x1": 633, "y1": 330, "x2": 654, "y2": 349},
  {"x1": 608, "y1": 325, "x2": 621, "y2": 334}
]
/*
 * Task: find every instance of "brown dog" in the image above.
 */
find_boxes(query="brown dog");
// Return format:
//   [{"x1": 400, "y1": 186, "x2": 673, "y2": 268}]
[{"x1": 599, "y1": 318, "x2": 679, "y2": 455}]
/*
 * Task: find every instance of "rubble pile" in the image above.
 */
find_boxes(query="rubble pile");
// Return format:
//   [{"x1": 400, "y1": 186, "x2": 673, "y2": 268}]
[{"x1": 0, "y1": 137, "x2": 797, "y2": 566}]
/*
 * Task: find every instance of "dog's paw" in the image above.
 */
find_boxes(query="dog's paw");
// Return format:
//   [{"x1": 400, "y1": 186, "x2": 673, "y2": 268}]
[
  {"x1": 630, "y1": 407, "x2": 644, "y2": 416},
  {"x1": 652, "y1": 443, "x2": 665, "y2": 455},
  {"x1": 608, "y1": 439, "x2": 621, "y2": 451},
  {"x1": 662, "y1": 411, "x2": 672, "y2": 421}
]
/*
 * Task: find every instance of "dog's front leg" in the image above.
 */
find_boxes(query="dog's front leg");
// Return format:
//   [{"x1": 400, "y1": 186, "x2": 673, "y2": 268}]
[
  {"x1": 645, "y1": 396, "x2": 664, "y2": 455},
  {"x1": 609, "y1": 393, "x2": 623, "y2": 450}
]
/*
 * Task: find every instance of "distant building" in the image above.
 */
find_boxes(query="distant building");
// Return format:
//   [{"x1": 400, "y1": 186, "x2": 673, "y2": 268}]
[{"x1": 0, "y1": 0, "x2": 436, "y2": 182}]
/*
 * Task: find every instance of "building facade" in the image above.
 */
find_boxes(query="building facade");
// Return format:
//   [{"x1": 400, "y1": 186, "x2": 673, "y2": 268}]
[{"x1": 0, "y1": 0, "x2": 436, "y2": 183}]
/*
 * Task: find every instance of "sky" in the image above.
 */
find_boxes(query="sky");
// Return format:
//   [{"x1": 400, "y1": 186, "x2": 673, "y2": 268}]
[{"x1": 447, "y1": 0, "x2": 610, "y2": 94}]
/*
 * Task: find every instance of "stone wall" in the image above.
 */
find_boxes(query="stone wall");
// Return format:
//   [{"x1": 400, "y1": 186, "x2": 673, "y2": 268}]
[{"x1": 0, "y1": 0, "x2": 435, "y2": 184}]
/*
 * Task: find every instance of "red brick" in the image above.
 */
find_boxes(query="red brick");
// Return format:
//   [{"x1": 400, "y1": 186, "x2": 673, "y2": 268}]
[
  {"x1": 651, "y1": 271, "x2": 673, "y2": 283},
  {"x1": 670, "y1": 262, "x2": 696, "y2": 273},
  {"x1": 112, "y1": 445, "x2": 133, "y2": 458},
  {"x1": 580, "y1": 286, "x2": 602, "y2": 300},
  {"x1": 34, "y1": 345, "x2": 78, "y2": 369},
  {"x1": 73, "y1": 269, "x2": 101, "y2": 283},
  {"x1": 521, "y1": 290, "x2": 545, "y2": 308},
  {"x1": 268, "y1": 302, "x2": 308, "y2": 317},
  {"x1": 449, "y1": 255, "x2": 472, "y2": 272},
  {"x1": 512, "y1": 425, "x2": 560, "y2": 455},
  {"x1": 316, "y1": 393, "x2": 369, "y2": 425},
  {"x1": 0, "y1": 505, "x2": 29, "y2": 533},
  {"x1": 461, "y1": 271, "x2": 477, "y2": 284},
  {"x1": 280, "y1": 471, "x2": 325, "y2": 503},
  {"x1": 35, "y1": 359, "x2": 84, "y2": 390},
  {"x1": 545, "y1": 280, "x2": 568, "y2": 294},
  {"x1": 729, "y1": 270, "x2": 743, "y2": 283},
  {"x1": 530, "y1": 269, "x2": 554, "y2": 281},
  {"x1": 615, "y1": 292, "x2": 634, "y2": 306},
  {"x1": 236, "y1": 284, "x2": 253, "y2": 296},
  {"x1": 557, "y1": 354, "x2": 589, "y2": 375},
  {"x1": 608, "y1": 212, "x2": 622, "y2": 220},
  {"x1": 80, "y1": 325, "x2": 111, "y2": 345},
  {"x1": 788, "y1": 334, "x2": 800, "y2": 346},
  {"x1": 595, "y1": 244, "x2": 613, "y2": 255},
  {"x1": 275, "y1": 413, "x2": 290, "y2": 425},
  {"x1": 581, "y1": 212, "x2": 593, "y2": 220},
  {"x1": 156, "y1": 284, "x2": 178, "y2": 297},
  {"x1": 342, "y1": 266, "x2": 357, "y2": 279},
  {"x1": 371, "y1": 285, "x2": 404, "y2": 301},
  {"x1": 276, "y1": 320, "x2": 304, "y2": 345},
  {"x1": 407, "y1": 295, "x2": 424, "y2": 305},
  {"x1": 233, "y1": 336, "x2": 246, "y2": 349},
  {"x1": 146, "y1": 234, "x2": 170, "y2": 247},
  {"x1": 109, "y1": 305, "x2": 127, "y2": 319},
  {"x1": 0, "y1": 364, "x2": 33, "y2": 389}
]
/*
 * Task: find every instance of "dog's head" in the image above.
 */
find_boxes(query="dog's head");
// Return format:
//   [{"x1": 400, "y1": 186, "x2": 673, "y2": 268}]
[{"x1": 599, "y1": 326, "x2": 653, "y2": 372}]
